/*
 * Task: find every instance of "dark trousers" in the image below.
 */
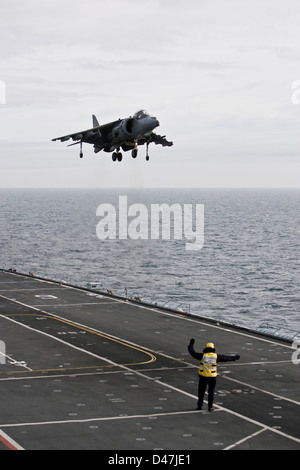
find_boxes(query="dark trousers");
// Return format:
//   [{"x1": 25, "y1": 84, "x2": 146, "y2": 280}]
[{"x1": 198, "y1": 375, "x2": 217, "y2": 409}]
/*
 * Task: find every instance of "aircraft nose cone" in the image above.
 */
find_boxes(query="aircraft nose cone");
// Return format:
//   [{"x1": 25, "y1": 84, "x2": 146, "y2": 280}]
[{"x1": 153, "y1": 118, "x2": 159, "y2": 127}]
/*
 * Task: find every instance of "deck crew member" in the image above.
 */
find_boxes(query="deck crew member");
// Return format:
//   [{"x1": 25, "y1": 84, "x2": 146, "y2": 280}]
[{"x1": 188, "y1": 339, "x2": 240, "y2": 411}]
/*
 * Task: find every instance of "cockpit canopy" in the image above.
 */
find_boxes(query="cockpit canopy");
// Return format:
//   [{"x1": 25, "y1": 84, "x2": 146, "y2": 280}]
[{"x1": 133, "y1": 110, "x2": 151, "y2": 120}]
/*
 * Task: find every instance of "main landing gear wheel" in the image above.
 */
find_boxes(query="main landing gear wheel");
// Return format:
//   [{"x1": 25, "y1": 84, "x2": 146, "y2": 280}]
[
  {"x1": 112, "y1": 152, "x2": 122, "y2": 162},
  {"x1": 131, "y1": 148, "x2": 138, "y2": 158}
]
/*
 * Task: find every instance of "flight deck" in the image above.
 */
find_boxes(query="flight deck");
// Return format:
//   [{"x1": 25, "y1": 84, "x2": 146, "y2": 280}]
[{"x1": 0, "y1": 270, "x2": 299, "y2": 451}]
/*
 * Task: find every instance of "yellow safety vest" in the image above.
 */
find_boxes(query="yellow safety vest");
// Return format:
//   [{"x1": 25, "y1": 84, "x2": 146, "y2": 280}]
[{"x1": 199, "y1": 352, "x2": 217, "y2": 377}]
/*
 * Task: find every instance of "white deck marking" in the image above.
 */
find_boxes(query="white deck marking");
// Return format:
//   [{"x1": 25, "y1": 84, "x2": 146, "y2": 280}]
[
  {"x1": 0, "y1": 289, "x2": 299, "y2": 448},
  {"x1": 223, "y1": 428, "x2": 266, "y2": 450},
  {"x1": 0, "y1": 429, "x2": 25, "y2": 450}
]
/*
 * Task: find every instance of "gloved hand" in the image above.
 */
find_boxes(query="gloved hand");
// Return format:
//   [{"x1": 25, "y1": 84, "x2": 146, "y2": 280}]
[
  {"x1": 235, "y1": 354, "x2": 240, "y2": 360},
  {"x1": 189, "y1": 338, "x2": 195, "y2": 346}
]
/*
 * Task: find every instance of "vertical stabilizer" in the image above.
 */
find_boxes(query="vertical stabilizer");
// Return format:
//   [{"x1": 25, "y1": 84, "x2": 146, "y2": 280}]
[{"x1": 92, "y1": 115, "x2": 100, "y2": 127}]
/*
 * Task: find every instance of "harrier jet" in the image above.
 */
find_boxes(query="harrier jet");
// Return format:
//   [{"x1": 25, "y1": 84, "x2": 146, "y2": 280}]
[{"x1": 52, "y1": 110, "x2": 173, "y2": 162}]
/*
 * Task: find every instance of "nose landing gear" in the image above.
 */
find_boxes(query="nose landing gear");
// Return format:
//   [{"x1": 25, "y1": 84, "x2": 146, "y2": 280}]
[
  {"x1": 111, "y1": 143, "x2": 151, "y2": 162},
  {"x1": 131, "y1": 148, "x2": 138, "y2": 158}
]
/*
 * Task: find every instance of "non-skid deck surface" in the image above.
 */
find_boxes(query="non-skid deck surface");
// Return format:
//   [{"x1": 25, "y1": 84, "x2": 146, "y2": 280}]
[{"x1": 0, "y1": 271, "x2": 299, "y2": 451}]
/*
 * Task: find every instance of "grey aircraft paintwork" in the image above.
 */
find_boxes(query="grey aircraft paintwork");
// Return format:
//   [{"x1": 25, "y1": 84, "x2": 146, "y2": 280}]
[{"x1": 52, "y1": 109, "x2": 173, "y2": 162}]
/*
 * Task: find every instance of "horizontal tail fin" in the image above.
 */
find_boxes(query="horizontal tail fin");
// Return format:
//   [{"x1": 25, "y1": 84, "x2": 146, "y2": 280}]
[{"x1": 92, "y1": 115, "x2": 100, "y2": 127}]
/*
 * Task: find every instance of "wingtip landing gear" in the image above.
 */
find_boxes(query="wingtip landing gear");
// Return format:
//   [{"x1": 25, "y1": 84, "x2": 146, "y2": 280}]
[
  {"x1": 146, "y1": 142, "x2": 150, "y2": 161},
  {"x1": 79, "y1": 141, "x2": 83, "y2": 158}
]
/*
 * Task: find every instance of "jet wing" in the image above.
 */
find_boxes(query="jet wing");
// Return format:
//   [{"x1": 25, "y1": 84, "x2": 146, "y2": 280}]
[
  {"x1": 52, "y1": 119, "x2": 120, "y2": 144},
  {"x1": 52, "y1": 127, "x2": 98, "y2": 143},
  {"x1": 148, "y1": 132, "x2": 173, "y2": 147},
  {"x1": 138, "y1": 132, "x2": 173, "y2": 147}
]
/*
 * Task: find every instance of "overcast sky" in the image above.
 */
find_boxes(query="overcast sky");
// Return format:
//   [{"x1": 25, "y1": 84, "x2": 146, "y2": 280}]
[{"x1": 0, "y1": 0, "x2": 300, "y2": 188}]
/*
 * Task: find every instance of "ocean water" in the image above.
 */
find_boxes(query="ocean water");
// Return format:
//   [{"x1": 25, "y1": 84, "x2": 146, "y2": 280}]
[{"x1": 0, "y1": 188, "x2": 299, "y2": 333}]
